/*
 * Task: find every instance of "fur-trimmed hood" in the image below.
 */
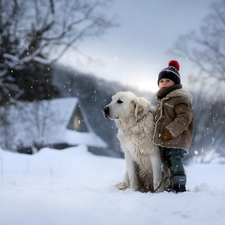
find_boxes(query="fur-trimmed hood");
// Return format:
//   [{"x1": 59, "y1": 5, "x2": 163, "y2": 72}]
[
  {"x1": 156, "y1": 84, "x2": 193, "y2": 103},
  {"x1": 161, "y1": 88, "x2": 193, "y2": 103}
]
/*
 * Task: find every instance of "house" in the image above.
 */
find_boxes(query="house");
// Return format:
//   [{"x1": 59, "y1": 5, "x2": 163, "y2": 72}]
[{"x1": 1, "y1": 98, "x2": 108, "y2": 155}]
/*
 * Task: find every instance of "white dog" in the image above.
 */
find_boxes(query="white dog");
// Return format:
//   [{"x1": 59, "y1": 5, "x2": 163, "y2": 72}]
[{"x1": 103, "y1": 91, "x2": 165, "y2": 193}]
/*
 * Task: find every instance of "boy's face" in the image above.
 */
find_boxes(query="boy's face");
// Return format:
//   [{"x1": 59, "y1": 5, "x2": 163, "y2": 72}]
[{"x1": 159, "y1": 78, "x2": 175, "y2": 89}]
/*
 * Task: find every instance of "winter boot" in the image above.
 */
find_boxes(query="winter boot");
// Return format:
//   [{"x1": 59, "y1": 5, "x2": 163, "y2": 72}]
[{"x1": 172, "y1": 175, "x2": 186, "y2": 193}]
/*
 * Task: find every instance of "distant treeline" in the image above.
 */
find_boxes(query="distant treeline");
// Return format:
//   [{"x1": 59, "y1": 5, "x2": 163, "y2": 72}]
[
  {"x1": 53, "y1": 64, "x2": 225, "y2": 161},
  {"x1": 1, "y1": 62, "x2": 224, "y2": 162}
]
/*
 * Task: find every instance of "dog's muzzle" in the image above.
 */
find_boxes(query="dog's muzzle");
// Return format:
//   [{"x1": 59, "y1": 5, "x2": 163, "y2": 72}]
[{"x1": 103, "y1": 106, "x2": 110, "y2": 119}]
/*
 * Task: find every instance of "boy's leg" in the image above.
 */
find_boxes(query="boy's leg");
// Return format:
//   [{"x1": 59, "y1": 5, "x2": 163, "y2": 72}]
[
  {"x1": 163, "y1": 148, "x2": 186, "y2": 193},
  {"x1": 169, "y1": 148, "x2": 185, "y2": 176}
]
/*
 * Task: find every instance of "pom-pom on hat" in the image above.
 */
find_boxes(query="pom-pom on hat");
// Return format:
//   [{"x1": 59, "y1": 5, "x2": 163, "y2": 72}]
[{"x1": 157, "y1": 60, "x2": 181, "y2": 85}]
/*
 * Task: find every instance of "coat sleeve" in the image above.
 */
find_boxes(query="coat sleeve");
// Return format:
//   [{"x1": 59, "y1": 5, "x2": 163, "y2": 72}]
[{"x1": 166, "y1": 98, "x2": 193, "y2": 137}]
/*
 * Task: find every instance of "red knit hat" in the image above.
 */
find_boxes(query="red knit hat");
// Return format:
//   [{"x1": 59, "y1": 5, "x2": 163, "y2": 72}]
[{"x1": 157, "y1": 60, "x2": 181, "y2": 85}]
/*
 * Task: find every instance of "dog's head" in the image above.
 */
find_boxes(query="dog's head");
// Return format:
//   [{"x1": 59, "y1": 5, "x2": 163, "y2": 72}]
[{"x1": 103, "y1": 91, "x2": 151, "y2": 121}]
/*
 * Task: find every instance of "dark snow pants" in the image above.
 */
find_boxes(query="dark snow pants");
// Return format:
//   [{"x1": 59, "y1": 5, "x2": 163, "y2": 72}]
[{"x1": 162, "y1": 147, "x2": 185, "y2": 176}]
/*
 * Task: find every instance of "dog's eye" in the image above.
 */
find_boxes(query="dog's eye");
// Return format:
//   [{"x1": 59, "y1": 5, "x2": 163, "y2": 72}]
[{"x1": 117, "y1": 99, "x2": 123, "y2": 104}]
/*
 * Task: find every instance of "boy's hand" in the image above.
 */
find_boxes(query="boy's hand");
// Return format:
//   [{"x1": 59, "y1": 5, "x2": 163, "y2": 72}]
[{"x1": 162, "y1": 128, "x2": 173, "y2": 142}]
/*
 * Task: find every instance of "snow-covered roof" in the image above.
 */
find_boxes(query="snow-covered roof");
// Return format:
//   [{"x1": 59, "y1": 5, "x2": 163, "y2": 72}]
[{"x1": 4, "y1": 98, "x2": 107, "y2": 150}]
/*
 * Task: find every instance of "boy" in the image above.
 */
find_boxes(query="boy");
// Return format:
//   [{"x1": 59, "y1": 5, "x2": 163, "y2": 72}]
[{"x1": 153, "y1": 60, "x2": 194, "y2": 193}]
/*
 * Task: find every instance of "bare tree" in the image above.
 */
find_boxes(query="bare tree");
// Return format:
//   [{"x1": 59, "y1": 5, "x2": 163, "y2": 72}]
[
  {"x1": 171, "y1": 0, "x2": 225, "y2": 83},
  {"x1": 170, "y1": 0, "x2": 225, "y2": 159},
  {"x1": 0, "y1": 0, "x2": 116, "y2": 105},
  {"x1": 0, "y1": 100, "x2": 67, "y2": 152}
]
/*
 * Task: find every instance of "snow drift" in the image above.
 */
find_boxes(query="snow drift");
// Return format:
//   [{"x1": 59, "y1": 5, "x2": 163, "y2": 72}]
[{"x1": 0, "y1": 146, "x2": 225, "y2": 225}]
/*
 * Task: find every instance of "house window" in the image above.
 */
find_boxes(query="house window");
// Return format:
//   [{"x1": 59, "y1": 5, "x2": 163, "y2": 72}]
[
  {"x1": 67, "y1": 104, "x2": 89, "y2": 132},
  {"x1": 74, "y1": 116, "x2": 80, "y2": 130}
]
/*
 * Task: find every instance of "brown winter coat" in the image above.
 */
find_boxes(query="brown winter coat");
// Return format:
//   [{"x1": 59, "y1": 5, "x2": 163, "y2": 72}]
[{"x1": 153, "y1": 85, "x2": 194, "y2": 152}]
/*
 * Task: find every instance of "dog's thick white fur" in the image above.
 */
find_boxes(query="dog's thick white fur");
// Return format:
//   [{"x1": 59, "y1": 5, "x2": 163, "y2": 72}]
[{"x1": 104, "y1": 91, "x2": 164, "y2": 193}]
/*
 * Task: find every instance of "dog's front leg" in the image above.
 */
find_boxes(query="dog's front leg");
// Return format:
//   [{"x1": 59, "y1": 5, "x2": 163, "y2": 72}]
[
  {"x1": 125, "y1": 152, "x2": 138, "y2": 191},
  {"x1": 150, "y1": 150, "x2": 164, "y2": 192}
]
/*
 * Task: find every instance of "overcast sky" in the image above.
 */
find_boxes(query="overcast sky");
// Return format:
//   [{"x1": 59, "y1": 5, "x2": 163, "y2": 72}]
[{"x1": 60, "y1": 0, "x2": 214, "y2": 92}]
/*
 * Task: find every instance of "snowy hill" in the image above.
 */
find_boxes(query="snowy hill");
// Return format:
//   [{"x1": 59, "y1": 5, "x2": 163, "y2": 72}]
[{"x1": 0, "y1": 146, "x2": 225, "y2": 225}]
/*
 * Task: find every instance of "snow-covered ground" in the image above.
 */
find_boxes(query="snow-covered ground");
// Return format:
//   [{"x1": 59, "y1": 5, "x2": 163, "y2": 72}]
[{"x1": 0, "y1": 145, "x2": 225, "y2": 225}]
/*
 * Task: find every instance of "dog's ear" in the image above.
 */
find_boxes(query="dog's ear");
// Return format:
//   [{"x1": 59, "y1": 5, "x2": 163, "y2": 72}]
[{"x1": 132, "y1": 98, "x2": 143, "y2": 118}]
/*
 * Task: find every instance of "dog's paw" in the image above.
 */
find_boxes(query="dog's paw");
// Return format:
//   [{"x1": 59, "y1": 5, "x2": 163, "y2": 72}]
[{"x1": 115, "y1": 181, "x2": 128, "y2": 190}]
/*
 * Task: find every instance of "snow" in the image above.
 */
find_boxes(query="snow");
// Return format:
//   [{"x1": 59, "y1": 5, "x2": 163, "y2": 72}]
[{"x1": 0, "y1": 146, "x2": 225, "y2": 225}]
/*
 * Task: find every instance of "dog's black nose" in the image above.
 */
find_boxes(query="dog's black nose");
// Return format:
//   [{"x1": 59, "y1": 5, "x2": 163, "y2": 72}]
[{"x1": 104, "y1": 106, "x2": 109, "y2": 116}]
